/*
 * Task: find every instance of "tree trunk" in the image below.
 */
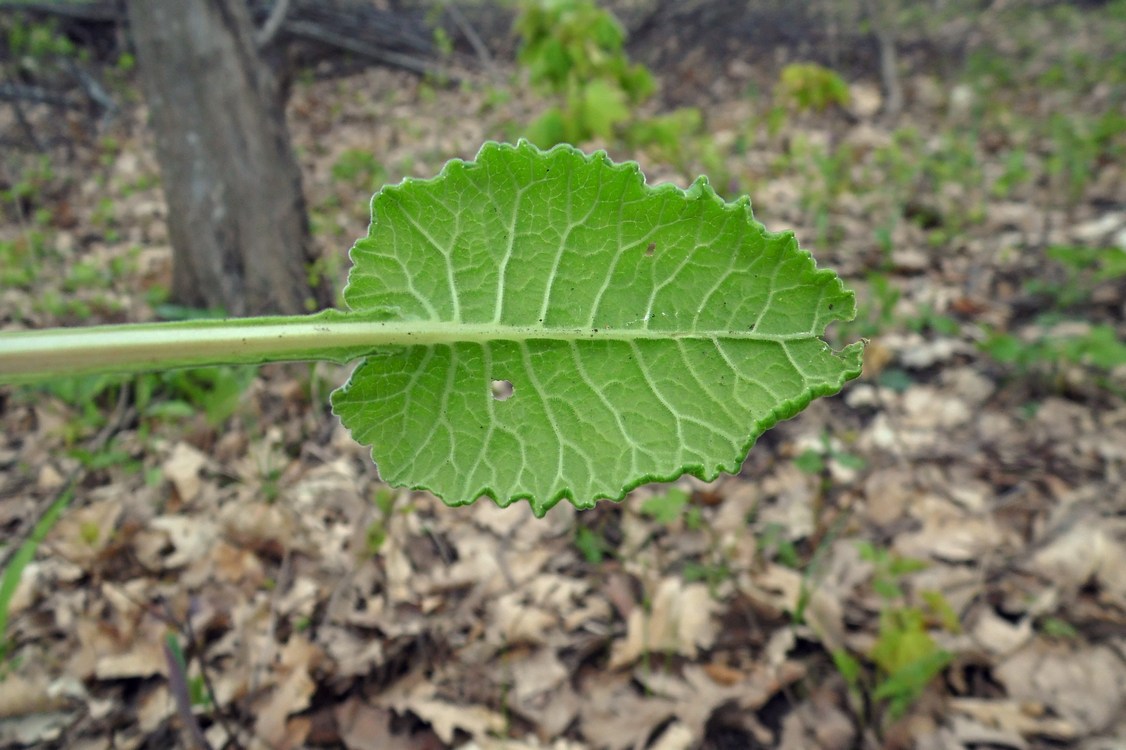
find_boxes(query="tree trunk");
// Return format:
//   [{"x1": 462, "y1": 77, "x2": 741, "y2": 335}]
[{"x1": 125, "y1": 0, "x2": 330, "y2": 316}]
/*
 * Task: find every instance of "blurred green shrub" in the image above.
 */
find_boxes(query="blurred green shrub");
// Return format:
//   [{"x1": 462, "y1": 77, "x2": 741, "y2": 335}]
[
  {"x1": 515, "y1": 0, "x2": 653, "y2": 146},
  {"x1": 776, "y1": 62, "x2": 851, "y2": 114},
  {"x1": 514, "y1": 0, "x2": 700, "y2": 158}
]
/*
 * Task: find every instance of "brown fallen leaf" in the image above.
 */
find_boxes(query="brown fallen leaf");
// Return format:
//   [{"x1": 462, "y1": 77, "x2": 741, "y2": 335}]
[
  {"x1": 161, "y1": 441, "x2": 208, "y2": 503},
  {"x1": 334, "y1": 699, "x2": 396, "y2": 750},
  {"x1": 0, "y1": 673, "x2": 65, "y2": 719},
  {"x1": 579, "y1": 673, "x2": 676, "y2": 750},
  {"x1": 253, "y1": 636, "x2": 323, "y2": 749},
  {"x1": 609, "y1": 577, "x2": 718, "y2": 668},
  {"x1": 47, "y1": 497, "x2": 122, "y2": 566},
  {"x1": 995, "y1": 642, "x2": 1126, "y2": 736},
  {"x1": 949, "y1": 697, "x2": 1077, "y2": 743}
]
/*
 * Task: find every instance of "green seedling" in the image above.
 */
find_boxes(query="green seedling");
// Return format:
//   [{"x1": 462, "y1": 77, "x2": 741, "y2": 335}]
[
  {"x1": 363, "y1": 487, "x2": 399, "y2": 556},
  {"x1": 574, "y1": 524, "x2": 610, "y2": 564},
  {"x1": 331, "y1": 149, "x2": 388, "y2": 191},
  {"x1": 833, "y1": 542, "x2": 957, "y2": 724},
  {"x1": 1038, "y1": 616, "x2": 1078, "y2": 640},
  {"x1": 982, "y1": 244, "x2": 1126, "y2": 392},
  {"x1": 639, "y1": 487, "x2": 690, "y2": 525},
  {"x1": 0, "y1": 486, "x2": 74, "y2": 661},
  {"x1": 0, "y1": 141, "x2": 863, "y2": 516},
  {"x1": 793, "y1": 432, "x2": 866, "y2": 478}
]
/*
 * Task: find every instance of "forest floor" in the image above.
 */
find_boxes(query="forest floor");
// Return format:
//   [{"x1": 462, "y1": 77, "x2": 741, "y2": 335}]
[{"x1": 1, "y1": 2, "x2": 1125, "y2": 749}]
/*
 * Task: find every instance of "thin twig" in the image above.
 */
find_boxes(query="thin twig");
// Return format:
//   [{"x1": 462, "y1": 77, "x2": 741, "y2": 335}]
[
  {"x1": 0, "y1": 82, "x2": 73, "y2": 107},
  {"x1": 282, "y1": 19, "x2": 459, "y2": 83},
  {"x1": 1, "y1": 73, "x2": 47, "y2": 152},
  {"x1": 183, "y1": 597, "x2": 242, "y2": 750},
  {"x1": 255, "y1": 0, "x2": 291, "y2": 49},
  {"x1": 112, "y1": 594, "x2": 248, "y2": 750},
  {"x1": 66, "y1": 58, "x2": 117, "y2": 120},
  {"x1": 0, "y1": 0, "x2": 122, "y2": 22},
  {"x1": 441, "y1": 0, "x2": 495, "y2": 73},
  {"x1": 162, "y1": 635, "x2": 215, "y2": 750},
  {"x1": 257, "y1": 549, "x2": 292, "y2": 694}
]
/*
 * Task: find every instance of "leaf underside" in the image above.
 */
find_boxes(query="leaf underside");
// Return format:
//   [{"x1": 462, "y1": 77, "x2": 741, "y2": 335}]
[{"x1": 331, "y1": 141, "x2": 863, "y2": 516}]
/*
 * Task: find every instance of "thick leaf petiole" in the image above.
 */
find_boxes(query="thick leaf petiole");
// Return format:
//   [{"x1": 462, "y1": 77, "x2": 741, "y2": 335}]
[
  {"x1": 0, "y1": 310, "x2": 839, "y2": 386},
  {"x1": 0, "y1": 309, "x2": 396, "y2": 384}
]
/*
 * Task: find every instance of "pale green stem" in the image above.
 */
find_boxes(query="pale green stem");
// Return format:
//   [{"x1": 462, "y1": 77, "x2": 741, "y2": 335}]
[
  {"x1": 0, "y1": 309, "x2": 814, "y2": 385},
  {"x1": 1, "y1": 312, "x2": 319, "y2": 384}
]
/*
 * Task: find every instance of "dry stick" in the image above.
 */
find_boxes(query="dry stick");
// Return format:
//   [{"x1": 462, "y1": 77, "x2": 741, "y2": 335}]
[
  {"x1": 282, "y1": 19, "x2": 458, "y2": 83},
  {"x1": 257, "y1": 549, "x2": 294, "y2": 695},
  {"x1": 1, "y1": 72, "x2": 47, "y2": 152},
  {"x1": 66, "y1": 58, "x2": 117, "y2": 120},
  {"x1": 0, "y1": 0, "x2": 122, "y2": 22},
  {"x1": 183, "y1": 598, "x2": 244, "y2": 750},
  {"x1": 162, "y1": 633, "x2": 215, "y2": 750},
  {"x1": 441, "y1": 0, "x2": 495, "y2": 73},
  {"x1": 110, "y1": 592, "x2": 248, "y2": 750},
  {"x1": 255, "y1": 0, "x2": 291, "y2": 49},
  {"x1": 0, "y1": 81, "x2": 73, "y2": 107},
  {"x1": 860, "y1": 0, "x2": 903, "y2": 120}
]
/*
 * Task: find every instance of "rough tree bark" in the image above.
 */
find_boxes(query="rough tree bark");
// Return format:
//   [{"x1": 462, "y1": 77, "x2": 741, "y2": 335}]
[{"x1": 124, "y1": 0, "x2": 330, "y2": 315}]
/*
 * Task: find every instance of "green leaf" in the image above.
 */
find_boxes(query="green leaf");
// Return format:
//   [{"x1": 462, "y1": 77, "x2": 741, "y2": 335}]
[
  {"x1": 1, "y1": 485, "x2": 74, "y2": 660},
  {"x1": 640, "y1": 487, "x2": 690, "y2": 524},
  {"x1": 574, "y1": 526, "x2": 606, "y2": 564},
  {"x1": 873, "y1": 648, "x2": 952, "y2": 718},
  {"x1": 793, "y1": 448, "x2": 824, "y2": 475},
  {"x1": 331, "y1": 141, "x2": 862, "y2": 516},
  {"x1": 579, "y1": 79, "x2": 630, "y2": 138},
  {"x1": 830, "y1": 647, "x2": 863, "y2": 687}
]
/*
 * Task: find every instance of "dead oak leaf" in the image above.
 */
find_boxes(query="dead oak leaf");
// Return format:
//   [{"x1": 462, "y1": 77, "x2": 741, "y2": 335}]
[
  {"x1": 996, "y1": 642, "x2": 1126, "y2": 736},
  {"x1": 609, "y1": 577, "x2": 718, "y2": 668}
]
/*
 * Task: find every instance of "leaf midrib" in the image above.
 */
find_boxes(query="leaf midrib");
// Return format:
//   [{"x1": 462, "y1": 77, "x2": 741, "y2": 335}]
[
  {"x1": 0, "y1": 313, "x2": 829, "y2": 385},
  {"x1": 308, "y1": 320, "x2": 822, "y2": 344}
]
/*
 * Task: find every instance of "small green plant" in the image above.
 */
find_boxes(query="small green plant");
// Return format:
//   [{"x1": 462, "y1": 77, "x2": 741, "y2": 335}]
[
  {"x1": 0, "y1": 142, "x2": 863, "y2": 516},
  {"x1": 5, "y1": 15, "x2": 78, "y2": 62},
  {"x1": 331, "y1": 149, "x2": 388, "y2": 192},
  {"x1": 842, "y1": 270, "x2": 901, "y2": 339},
  {"x1": 1026, "y1": 244, "x2": 1126, "y2": 309},
  {"x1": 793, "y1": 433, "x2": 866, "y2": 478},
  {"x1": 639, "y1": 487, "x2": 691, "y2": 525},
  {"x1": 758, "y1": 522, "x2": 801, "y2": 570},
  {"x1": 0, "y1": 486, "x2": 74, "y2": 661},
  {"x1": 776, "y1": 63, "x2": 851, "y2": 114},
  {"x1": 0, "y1": 237, "x2": 46, "y2": 288},
  {"x1": 362, "y1": 487, "x2": 399, "y2": 556},
  {"x1": 573, "y1": 524, "x2": 611, "y2": 564},
  {"x1": 21, "y1": 364, "x2": 256, "y2": 444},
  {"x1": 833, "y1": 542, "x2": 956, "y2": 724},
  {"x1": 991, "y1": 147, "x2": 1033, "y2": 198},
  {"x1": 982, "y1": 323, "x2": 1126, "y2": 386},
  {"x1": 981, "y1": 244, "x2": 1126, "y2": 391},
  {"x1": 1037, "y1": 615, "x2": 1078, "y2": 640}
]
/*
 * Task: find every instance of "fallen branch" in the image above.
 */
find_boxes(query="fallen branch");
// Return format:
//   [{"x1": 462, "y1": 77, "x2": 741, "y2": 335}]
[
  {"x1": 282, "y1": 18, "x2": 455, "y2": 81},
  {"x1": 254, "y1": 0, "x2": 290, "y2": 49}
]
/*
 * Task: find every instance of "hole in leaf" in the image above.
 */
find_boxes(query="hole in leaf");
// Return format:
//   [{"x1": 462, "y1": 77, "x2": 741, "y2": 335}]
[
  {"x1": 491, "y1": 379, "x2": 514, "y2": 401},
  {"x1": 645, "y1": 242, "x2": 656, "y2": 256}
]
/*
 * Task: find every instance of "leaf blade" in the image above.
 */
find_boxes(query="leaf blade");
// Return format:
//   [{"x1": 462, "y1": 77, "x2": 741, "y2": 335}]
[{"x1": 332, "y1": 141, "x2": 862, "y2": 515}]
